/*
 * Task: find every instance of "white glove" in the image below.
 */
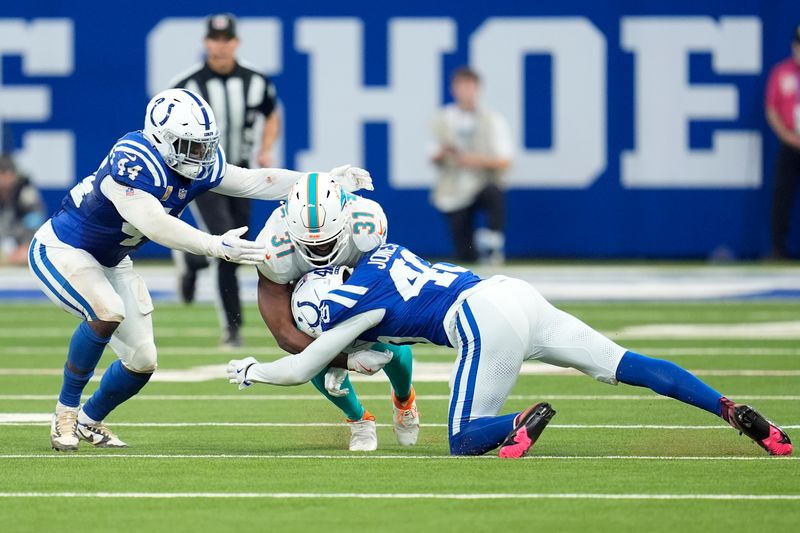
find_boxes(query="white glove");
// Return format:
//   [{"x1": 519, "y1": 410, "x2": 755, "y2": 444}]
[
  {"x1": 324, "y1": 367, "x2": 350, "y2": 397},
  {"x1": 329, "y1": 164, "x2": 374, "y2": 192},
  {"x1": 226, "y1": 356, "x2": 259, "y2": 390},
  {"x1": 210, "y1": 226, "x2": 267, "y2": 265},
  {"x1": 347, "y1": 349, "x2": 392, "y2": 376}
]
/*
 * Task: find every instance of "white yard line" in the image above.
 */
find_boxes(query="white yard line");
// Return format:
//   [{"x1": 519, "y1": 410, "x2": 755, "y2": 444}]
[
  {"x1": 0, "y1": 491, "x2": 796, "y2": 500},
  {"x1": 0, "y1": 416, "x2": 797, "y2": 429},
  {"x1": 0, "y1": 454, "x2": 794, "y2": 462},
  {"x1": 1, "y1": 394, "x2": 798, "y2": 402}
]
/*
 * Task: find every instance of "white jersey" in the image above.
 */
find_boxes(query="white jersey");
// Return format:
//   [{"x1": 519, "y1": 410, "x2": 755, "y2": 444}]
[{"x1": 256, "y1": 194, "x2": 387, "y2": 284}]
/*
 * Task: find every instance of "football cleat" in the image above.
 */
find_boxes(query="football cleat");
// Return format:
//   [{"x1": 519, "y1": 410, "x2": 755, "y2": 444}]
[
  {"x1": 51, "y1": 410, "x2": 79, "y2": 452},
  {"x1": 391, "y1": 387, "x2": 420, "y2": 446},
  {"x1": 720, "y1": 397, "x2": 792, "y2": 456},
  {"x1": 498, "y1": 402, "x2": 556, "y2": 459},
  {"x1": 347, "y1": 410, "x2": 377, "y2": 451},
  {"x1": 77, "y1": 421, "x2": 128, "y2": 448}
]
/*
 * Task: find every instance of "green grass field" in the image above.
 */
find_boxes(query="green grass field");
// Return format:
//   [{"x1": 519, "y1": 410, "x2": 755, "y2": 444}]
[{"x1": 0, "y1": 300, "x2": 798, "y2": 532}]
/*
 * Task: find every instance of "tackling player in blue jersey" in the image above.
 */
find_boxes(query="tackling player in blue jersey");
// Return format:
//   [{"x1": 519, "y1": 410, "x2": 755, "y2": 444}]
[
  {"x1": 228, "y1": 244, "x2": 793, "y2": 457},
  {"x1": 30, "y1": 88, "x2": 373, "y2": 451}
]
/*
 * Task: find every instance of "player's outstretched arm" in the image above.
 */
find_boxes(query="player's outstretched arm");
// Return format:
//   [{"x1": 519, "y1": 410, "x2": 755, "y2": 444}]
[
  {"x1": 228, "y1": 309, "x2": 386, "y2": 387},
  {"x1": 213, "y1": 163, "x2": 374, "y2": 201},
  {"x1": 214, "y1": 164, "x2": 302, "y2": 200},
  {"x1": 101, "y1": 177, "x2": 266, "y2": 264}
]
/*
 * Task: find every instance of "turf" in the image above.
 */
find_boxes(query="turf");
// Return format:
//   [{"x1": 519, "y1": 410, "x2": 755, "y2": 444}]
[{"x1": 0, "y1": 301, "x2": 798, "y2": 532}]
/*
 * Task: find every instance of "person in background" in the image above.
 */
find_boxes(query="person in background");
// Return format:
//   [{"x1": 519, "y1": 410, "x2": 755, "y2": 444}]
[
  {"x1": 765, "y1": 24, "x2": 800, "y2": 260},
  {"x1": 430, "y1": 66, "x2": 513, "y2": 265},
  {"x1": 170, "y1": 12, "x2": 281, "y2": 347},
  {"x1": 0, "y1": 154, "x2": 45, "y2": 265}
]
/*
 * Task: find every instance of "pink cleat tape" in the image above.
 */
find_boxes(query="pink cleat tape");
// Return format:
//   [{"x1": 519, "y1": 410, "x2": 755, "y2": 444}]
[
  {"x1": 762, "y1": 426, "x2": 793, "y2": 456},
  {"x1": 498, "y1": 426, "x2": 532, "y2": 459}
]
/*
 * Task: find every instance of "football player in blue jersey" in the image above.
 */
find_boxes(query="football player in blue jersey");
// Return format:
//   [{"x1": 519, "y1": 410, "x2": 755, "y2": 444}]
[
  {"x1": 228, "y1": 244, "x2": 793, "y2": 457},
  {"x1": 29, "y1": 88, "x2": 373, "y2": 451}
]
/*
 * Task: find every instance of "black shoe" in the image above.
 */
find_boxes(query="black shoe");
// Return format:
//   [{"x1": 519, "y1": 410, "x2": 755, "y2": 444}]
[
  {"x1": 720, "y1": 397, "x2": 792, "y2": 455},
  {"x1": 180, "y1": 271, "x2": 197, "y2": 304},
  {"x1": 498, "y1": 402, "x2": 556, "y2": 458}
]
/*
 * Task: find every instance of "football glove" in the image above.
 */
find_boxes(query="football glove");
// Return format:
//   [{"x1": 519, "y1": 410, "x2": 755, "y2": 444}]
[
  {"x1": 226, "y1": 356, "x2": 259, "y2": 390},
  {"x1": 324, "y1": 367, "x2": 350, "y2": 397},
  {"x1": 211, "y1": 227, "x2": 267, "y2": 265},
  {"x1": 329, "y1": 164, "x2": 374, "y2": 192},
  {"x1": 347, "y1": 349, "x2": 392, "y2": 376}
]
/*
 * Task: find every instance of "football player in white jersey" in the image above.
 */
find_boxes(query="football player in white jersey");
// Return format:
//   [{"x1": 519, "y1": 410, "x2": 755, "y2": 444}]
[
  {"x1": 253, "y1": 173, "x2": 419, "y2": 451},
  {"x1": 29, "y1": 88, "x2": 372, "y2": 451}
]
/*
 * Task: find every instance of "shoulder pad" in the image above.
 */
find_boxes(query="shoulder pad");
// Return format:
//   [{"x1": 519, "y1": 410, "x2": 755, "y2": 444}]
[
  {"x1": 110, "y1": 136, "x2": 168, "y2": 194},
  {"x1": 256, "y1": 208, "x2": 303, "y2": 284},
  {"x1": 349, "y1": 197, "x2": 388, "y2": 252}
]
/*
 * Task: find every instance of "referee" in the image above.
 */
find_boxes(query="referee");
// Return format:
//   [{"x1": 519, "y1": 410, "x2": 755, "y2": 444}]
[{"x1": 171, "y1": 13, "x2": 281, "y2": 347}]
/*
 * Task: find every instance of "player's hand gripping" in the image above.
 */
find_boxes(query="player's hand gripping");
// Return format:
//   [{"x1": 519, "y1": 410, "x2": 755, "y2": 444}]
[
  {"x1": 211, "y1": 226, "x2": 267, "y2": 265},
  {"x1": 324, "y1": 367, "x2": 350, "y2": 397},
  {"x1": 347, "y1": 348, "x2": 392, "y2": 376},
  {"x1": 226, "y1": 357, "x2": 259, "y2": 390},
  {"x1": 329, "y1": 164, "x2": 374, "y2": 192}
]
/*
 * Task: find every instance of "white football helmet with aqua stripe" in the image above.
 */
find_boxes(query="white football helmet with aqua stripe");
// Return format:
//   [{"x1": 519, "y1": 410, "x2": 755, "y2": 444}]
[{"x1": 284, "y1": 172, "x2": 351, "y2": 266}]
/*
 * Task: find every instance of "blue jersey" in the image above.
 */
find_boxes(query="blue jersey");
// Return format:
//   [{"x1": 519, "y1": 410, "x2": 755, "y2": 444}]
[
  {"x1": 320, "y1": 244, "x2": 481, "y2": 347},
  {"x1": 50, "y1": 131, "x2": 226, "y2": 267}
]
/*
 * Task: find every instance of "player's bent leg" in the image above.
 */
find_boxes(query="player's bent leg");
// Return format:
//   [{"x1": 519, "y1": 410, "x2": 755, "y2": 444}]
[
  {"x1": 375, "y1": 343, "x2": 419, "y2": 446},
  {"x1": 27, "y1": 231, "x2": 127, "y2": 450},
  {"x1": 76, "y1": 263, "x2": 157, "y2": 448},
  {"x1": 447, "y1": 294, "x2": 544, "y2": 456},
  {"x1": 310, "y1": 371, "x2": 376, "y2": 451}
]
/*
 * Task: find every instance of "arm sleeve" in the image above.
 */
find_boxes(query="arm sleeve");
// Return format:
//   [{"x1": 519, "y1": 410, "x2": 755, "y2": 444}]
[
  {"x1": 100, "y1": 177, "x2": 218, "y2": 256},
  {"x1": 212, "y1": 163, "x2": 301, "y2": 200},
  {"x1": 246, "y1": 309, "x2": 385, "y2": 386}
]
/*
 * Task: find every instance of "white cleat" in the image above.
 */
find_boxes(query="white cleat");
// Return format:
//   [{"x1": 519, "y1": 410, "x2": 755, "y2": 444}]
[
  {"x1": 347, "y1": 410, "x2": 378, "y2": 451},
  {"x1": 77, "y1": 421, "x2": 128, "y2": 448},
  {"x1": 392, "y1": 387, "x2": 419, "y2": 446},
  {"x1": 51, "y1": 410, "x2": 79, "y2": 452}
]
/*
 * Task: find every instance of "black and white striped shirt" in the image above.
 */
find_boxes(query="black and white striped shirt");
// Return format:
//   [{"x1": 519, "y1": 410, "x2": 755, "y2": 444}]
[{"x1": 171, "y1": 62, "x2": 277, "y2": 167}]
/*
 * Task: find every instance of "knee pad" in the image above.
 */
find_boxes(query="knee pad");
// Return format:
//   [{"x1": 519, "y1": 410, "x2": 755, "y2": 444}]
[{"x1": 122, "y1": 341, "x2": 158, "y2": 373}]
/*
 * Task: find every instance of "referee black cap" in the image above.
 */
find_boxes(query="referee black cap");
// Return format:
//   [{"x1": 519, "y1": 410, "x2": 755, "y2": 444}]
[{"x1": 206, "y1": 13, "x2": 237, "y2": 40}]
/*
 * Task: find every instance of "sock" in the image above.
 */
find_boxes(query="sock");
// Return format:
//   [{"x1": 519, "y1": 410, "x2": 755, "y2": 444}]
[
  {"x1": 615, "y1": 351, "x2": 723, "y2": 416},
  {"x1": 81, "y1": 360, "x2": 151, "y2": 422},
  {"x1": 374, "y1": 342, "x2": 413, "y2": 401},
  {"x1": 58, "y1": 321, "x2": 111, "y2": 408},
  {"x1": 449, "y1": 413, "x2": 518, "y2": 455},
  {"x1": 311, "y1": 369, "x2": 365, "y2": 421}
]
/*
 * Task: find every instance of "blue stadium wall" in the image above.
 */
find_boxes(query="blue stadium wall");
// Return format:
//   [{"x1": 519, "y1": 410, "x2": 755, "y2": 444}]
[{"x1": 1, "y1": 1, "x2": 799, "y2": 259}]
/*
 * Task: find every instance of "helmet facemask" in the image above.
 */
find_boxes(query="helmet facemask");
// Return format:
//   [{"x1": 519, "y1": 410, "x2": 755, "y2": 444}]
[
  {"x1": 160, "y1": 129, "x2": 219, "y2": 180},
  {"x1": 291, "y1": 225, "x2": 351, "y2": 267}
]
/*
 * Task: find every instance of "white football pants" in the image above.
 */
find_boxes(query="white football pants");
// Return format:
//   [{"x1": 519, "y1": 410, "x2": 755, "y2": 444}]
[
  {"x1": 446, "y1": 276, "x2": 627, "y2": 436},
  {"x1": 28, "y1": 220, "x2": 158, "y2": 373}
]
